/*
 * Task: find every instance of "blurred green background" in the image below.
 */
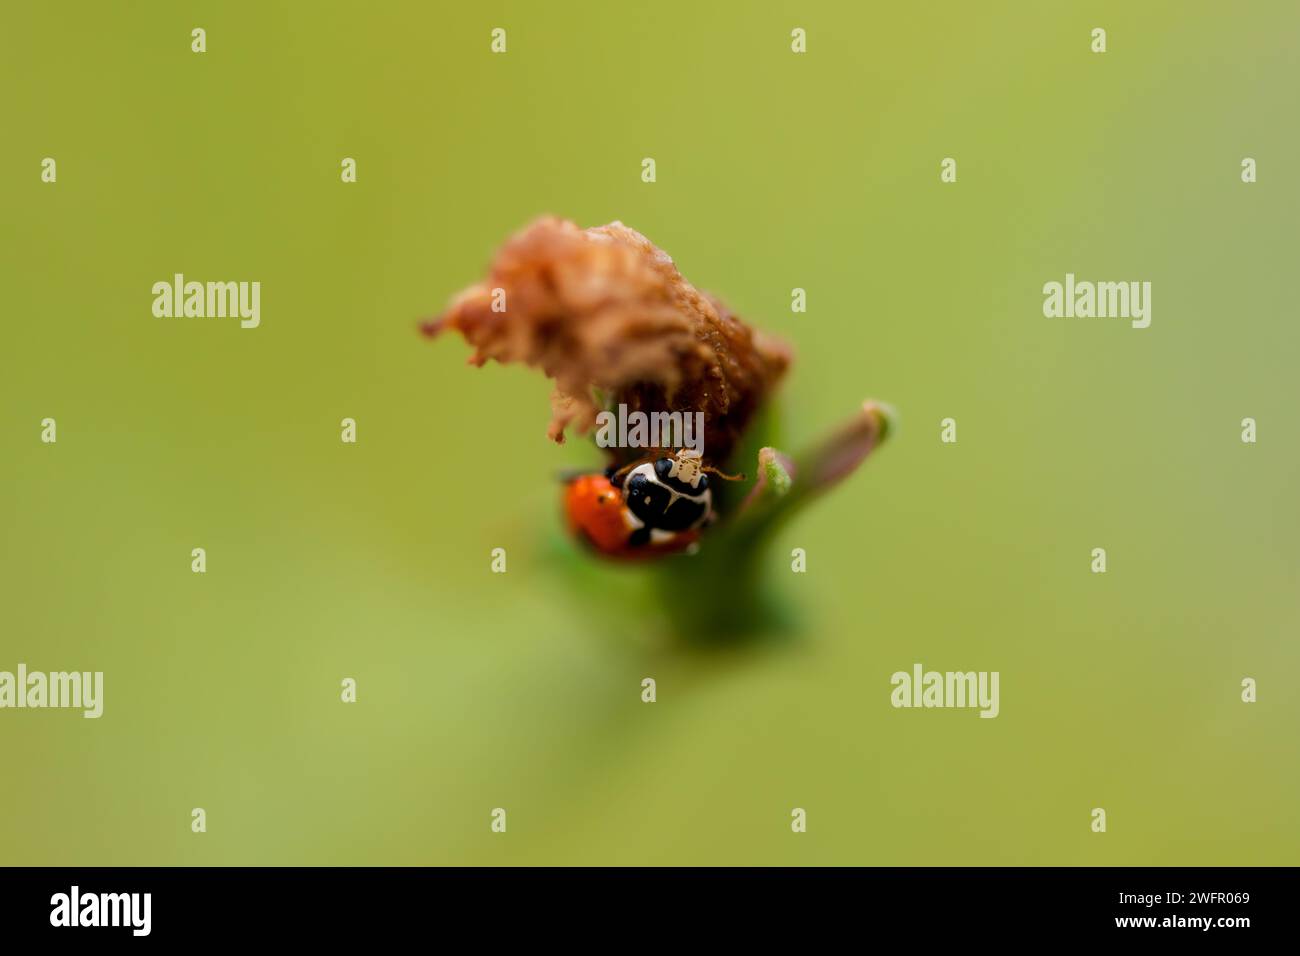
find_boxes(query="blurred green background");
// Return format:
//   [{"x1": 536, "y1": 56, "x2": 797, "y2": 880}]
[{"x1": 3, "y1": 1, "x2": 1298, "y2": 865}]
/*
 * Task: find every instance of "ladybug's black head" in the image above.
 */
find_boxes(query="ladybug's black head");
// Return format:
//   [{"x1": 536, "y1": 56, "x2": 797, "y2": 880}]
[{"x1": 655, "y1": 455, "x2": 708, "y2": 491}]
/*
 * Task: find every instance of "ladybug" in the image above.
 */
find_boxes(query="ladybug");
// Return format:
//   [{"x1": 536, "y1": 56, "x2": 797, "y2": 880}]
[{"x1": 563, "y1": 449, "x2": 741, "y2": 559}]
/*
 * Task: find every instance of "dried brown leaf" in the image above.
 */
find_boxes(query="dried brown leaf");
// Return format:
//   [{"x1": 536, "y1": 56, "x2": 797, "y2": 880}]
[{"x1": 423, "y1": 217, "x2": 790, "y2": 464}]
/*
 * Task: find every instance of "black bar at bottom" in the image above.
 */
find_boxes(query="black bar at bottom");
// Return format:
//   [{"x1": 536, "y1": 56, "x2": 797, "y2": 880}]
[{"x1": 0, "y1": 867, "x2": 1284, "y2": 941}]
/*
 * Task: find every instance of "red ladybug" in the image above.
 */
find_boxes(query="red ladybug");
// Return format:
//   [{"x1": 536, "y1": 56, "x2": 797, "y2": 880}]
[
  {"x1": 563, "y1": 472, "x2": 700, "y2": 559},
  {"x1": 562, "y1": 450, "x2": 740, "y2": 560}
]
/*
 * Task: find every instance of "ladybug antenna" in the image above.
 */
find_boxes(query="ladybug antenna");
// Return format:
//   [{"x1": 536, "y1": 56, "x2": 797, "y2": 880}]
[{"x1": 703, "y1": 465, "x2": 746, "y2": 482}]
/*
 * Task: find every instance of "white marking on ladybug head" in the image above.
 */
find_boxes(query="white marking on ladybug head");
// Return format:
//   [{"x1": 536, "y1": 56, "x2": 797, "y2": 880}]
[{"x1": 669, "y1": 448, "x2": 705, "y2": 488}]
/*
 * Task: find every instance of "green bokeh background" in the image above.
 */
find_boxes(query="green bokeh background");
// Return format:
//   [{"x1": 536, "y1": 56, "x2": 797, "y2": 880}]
[{"x1": 3, "y1": 1, "x2": 1298, "y2": 865}]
